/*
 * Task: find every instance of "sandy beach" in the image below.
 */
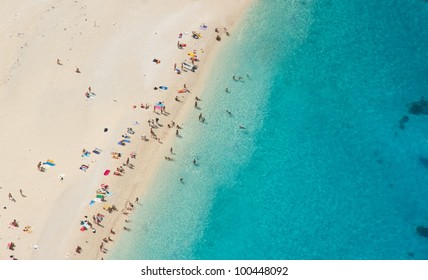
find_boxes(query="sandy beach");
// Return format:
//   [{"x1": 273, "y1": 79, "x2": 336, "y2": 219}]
[{"x1": 0, "y1": 0, "x2": 253, "y2": 260}]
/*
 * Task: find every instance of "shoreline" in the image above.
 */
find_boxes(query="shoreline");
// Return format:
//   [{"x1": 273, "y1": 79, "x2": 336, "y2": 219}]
[{"x1": 0, "y1": 0, "x2": 255, "y2": 260}]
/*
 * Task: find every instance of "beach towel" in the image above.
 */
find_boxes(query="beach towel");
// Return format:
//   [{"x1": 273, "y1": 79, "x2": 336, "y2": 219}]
[
  {"x1": 177, "y1": 89, "x2": 186, "y2": 93},
  {"x1": 43, "y1": 160, "x2": 56, "y2": 166},
  {"x1": 82, "y1": 151, "x2": 91, "y2": 157},
  {"x1": 118, "y1": 140, "x2": 125, "y2": 146},
  {"x1": 89, "y1": 200, "x2": 95, "y2": 206},
  {"x1": 159, "y1": 86, "x2": 168, "y2": 90},
  {"x1": 123, "y1": 139, "x2": 131, "y2": 143},
  {"x1": 93, "y1": 148, "x2": 102, "y2": 154},
  {"x1": 80, "y1": 164, "x2": 89, "y2": 171},
  {"x1": 104, "y1": 170, "x2": 110, "y2": 176}
]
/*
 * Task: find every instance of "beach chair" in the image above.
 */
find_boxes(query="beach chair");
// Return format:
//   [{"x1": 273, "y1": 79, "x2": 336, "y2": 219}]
[
  {"x1": 182, "y1": 61, "x2": 197, "y2": 72},
  {"x1": 127, "y1": 128, "x2": 135, "y2": 135},
  {"x1": 93, "y1": 148, "x2": 102, "y2": 154}
]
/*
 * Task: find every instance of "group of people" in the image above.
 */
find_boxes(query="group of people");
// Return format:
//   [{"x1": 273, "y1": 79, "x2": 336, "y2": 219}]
[{"x1": 69, "y1": 23, "x2": 231, "y2": 259}]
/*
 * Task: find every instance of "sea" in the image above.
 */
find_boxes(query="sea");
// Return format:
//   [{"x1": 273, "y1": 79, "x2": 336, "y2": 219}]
[{"x1": 110, "y1": 0, "x2": 428, "y2": 259}]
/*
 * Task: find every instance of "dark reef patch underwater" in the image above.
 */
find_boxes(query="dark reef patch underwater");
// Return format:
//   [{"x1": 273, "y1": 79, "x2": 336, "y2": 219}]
[
  {"x1": 408, "y1": 97, "x2": 428, "y2": 115},
  {"x1": 416, "y1": 226, "x2": 428, "y2": 238}
]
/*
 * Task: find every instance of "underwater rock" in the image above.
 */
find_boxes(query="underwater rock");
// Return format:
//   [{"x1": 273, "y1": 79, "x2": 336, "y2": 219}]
[
  {"x1": 398, "y1": 115, "x2": 409, "y2": 129},
  {"x1": 416, "y1": 226, "x2": 428, "y2": 238},
  {"x1": 419, "y1": 157, "x2": 428, "y2": 169},
  {"x1": 409, "y1": 97, "x2": 428, "y2": 115}
]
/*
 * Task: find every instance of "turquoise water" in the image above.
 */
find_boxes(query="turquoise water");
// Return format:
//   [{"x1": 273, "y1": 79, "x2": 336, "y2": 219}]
[{"x1": 110, "y1": 0, "x2": 428, "y2": 259}]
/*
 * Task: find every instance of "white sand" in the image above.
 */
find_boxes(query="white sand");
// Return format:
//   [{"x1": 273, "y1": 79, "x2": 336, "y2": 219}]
[{"x1": 0, "y1": 0, "x2": 254, "y2": 259}]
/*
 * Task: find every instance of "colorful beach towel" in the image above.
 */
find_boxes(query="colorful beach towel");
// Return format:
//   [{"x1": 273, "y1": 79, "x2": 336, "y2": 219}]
[
  {"x1": 104, "y1": 170, "x2": 110, "y2": 176},
  {"x1": 43, "y1": 160, "x2": 56, "y2": 166}
]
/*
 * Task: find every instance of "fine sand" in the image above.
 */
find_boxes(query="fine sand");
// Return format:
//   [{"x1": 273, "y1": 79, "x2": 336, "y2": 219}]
[{"x1": 0, "y1": 0, "x2": 254, "y2": 259}]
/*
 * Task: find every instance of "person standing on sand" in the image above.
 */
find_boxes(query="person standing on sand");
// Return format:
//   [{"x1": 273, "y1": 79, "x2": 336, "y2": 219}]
[
  {"x1": 75, "y1": 67, "x2": 80, "y2": 73},
  {"x1": 194, "y1": 101, "x2": 198, "y2": 108},
  {"x1": 176, "y1": 129, "x2": 179, "y2": 136},
  {"x1": 57, "y1": 59, "x2": 62, "y2": 65},
  {"x1": 170, "y1": 147, "x2": 173, "y2": 154},
  {"x1": 8, "y1": 193, "x2": 15, "y2": 201}
]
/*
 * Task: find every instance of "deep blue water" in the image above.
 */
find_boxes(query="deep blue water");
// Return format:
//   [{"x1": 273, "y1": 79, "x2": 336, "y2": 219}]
[{"x1": 111, "y1": 0, "x2": 428, "y2": 259}]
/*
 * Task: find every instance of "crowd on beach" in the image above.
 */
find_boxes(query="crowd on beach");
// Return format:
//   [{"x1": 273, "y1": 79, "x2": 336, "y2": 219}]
[{"x1": 1, "y1": 12, "x2": 249, "y2": 259}]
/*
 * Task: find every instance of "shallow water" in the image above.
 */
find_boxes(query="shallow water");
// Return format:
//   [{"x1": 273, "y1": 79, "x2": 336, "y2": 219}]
[{"x1": 110, "y1": 0, "x2": 428, "y2": 259}]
